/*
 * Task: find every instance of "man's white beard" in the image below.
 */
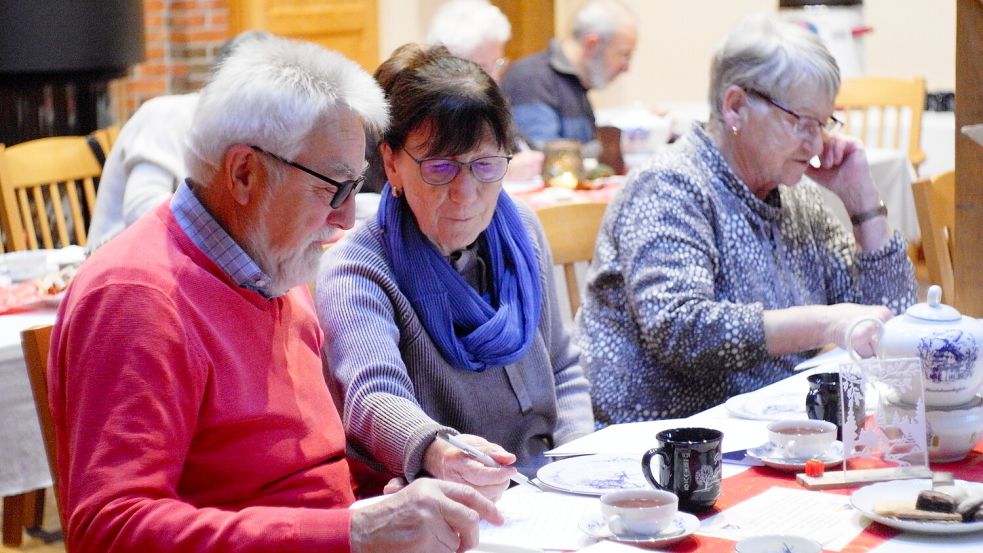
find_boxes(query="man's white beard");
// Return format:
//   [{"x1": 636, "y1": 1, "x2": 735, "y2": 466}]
[
  {"x1": 242, "y1": 211, "x2": 333, "y2": 297},
  {"x1": 585, "y1": 51, "x2": 611, "y2": 90}
]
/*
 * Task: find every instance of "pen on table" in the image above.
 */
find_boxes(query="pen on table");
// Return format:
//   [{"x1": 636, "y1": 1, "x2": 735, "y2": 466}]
[{"x1": 436, "y1": 431, "x2": 540, "y2": 490}]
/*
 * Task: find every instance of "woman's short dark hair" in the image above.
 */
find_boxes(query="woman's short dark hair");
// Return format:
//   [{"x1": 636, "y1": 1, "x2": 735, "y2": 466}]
[{"x1": 376, "y1": 43, "x2": 514, "y2": 158}]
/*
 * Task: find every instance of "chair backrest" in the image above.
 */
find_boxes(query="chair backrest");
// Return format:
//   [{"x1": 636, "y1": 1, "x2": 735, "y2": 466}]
[
  {"x1": 536, "y1": 201, "x2": 607, "y2": 316},
  {"x1": 912, "y1": 171, "x2": 955, "y2": 301},
  {"x1": 20, "y1": 324, "x2": 64, "y2": 531},
  {"x1": 836, "y1": 77, "x2": 926, "y2": 171},
  {"x1": 0, "y1": 136, "x2": 103, "y2": 251}
]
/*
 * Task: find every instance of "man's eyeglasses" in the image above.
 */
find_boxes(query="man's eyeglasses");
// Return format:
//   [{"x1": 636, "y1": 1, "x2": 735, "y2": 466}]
[
  {"x1": 745, "y1": 89, "x2": 843, "y2": 135},
  {"x1": 250, "y1": 145, "x2": 365, "y2": 209},
  {"x1": 403, "y1": 149, "x2": 512, "y2": 186}
]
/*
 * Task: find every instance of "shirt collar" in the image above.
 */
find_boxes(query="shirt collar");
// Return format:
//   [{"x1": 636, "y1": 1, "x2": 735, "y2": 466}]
[
  {"x1": 547, "y1": 39, "x2": 583, "y2": 84},
  {"x1": 170, "y1": 180, "x2": 277, "y2": 298}
]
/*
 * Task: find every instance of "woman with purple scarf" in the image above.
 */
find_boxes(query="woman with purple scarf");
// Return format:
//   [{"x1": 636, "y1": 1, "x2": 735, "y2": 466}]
[{"x1": 315, "y1": 44, "x2": 593, "y2": 501}]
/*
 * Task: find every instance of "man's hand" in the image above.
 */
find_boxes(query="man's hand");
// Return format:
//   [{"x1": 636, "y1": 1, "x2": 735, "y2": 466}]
[
  {"x1": 423, "y1": 433, "x2": 516, "y2": 501},
  {"x1": 350, "y1": 478, "x2": 504, "y2": 553}
]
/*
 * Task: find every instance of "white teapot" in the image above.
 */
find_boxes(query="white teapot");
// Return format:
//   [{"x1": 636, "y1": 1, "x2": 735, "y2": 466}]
[{"x1": 846, "y1": 285, "x2": 983, "y2": 408}]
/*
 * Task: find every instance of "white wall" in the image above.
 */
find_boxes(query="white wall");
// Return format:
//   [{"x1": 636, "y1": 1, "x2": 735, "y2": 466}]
[{"x1": 379, "y1": 0, "x2": 956, "y2": 110}]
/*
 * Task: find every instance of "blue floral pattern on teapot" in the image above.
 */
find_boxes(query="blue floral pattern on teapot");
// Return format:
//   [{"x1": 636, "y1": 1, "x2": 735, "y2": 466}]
[{"x1": 918, "y1": 330, "x2": 980, "y2": 385}]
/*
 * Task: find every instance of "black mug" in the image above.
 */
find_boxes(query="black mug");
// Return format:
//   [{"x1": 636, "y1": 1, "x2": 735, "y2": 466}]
[
  {"x1": 806, "y1": 372, "x2": 865, "y2": 442},
  {"x1": 641, "y1": 427, "x2": 723, "y2": 513}
]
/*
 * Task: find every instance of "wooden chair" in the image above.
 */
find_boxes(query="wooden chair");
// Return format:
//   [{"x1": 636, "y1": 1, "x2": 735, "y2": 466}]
[
  {"x1": 835, "y1": 77, "x2": 927, "y2": 172},
  {"x1": 912, "y1": 171, "x2": 955, "y2": 301},
  {"x1": 0, "y1": 136, "x2": 103, "y2": 251},
  {"x1": 2, "y1": 325, "x2": 60, "y2": 547},
  {"x1": 88, "y1": 125, "x2": 120, "y2": 164},
  {"x1": 536, "y1": 202, "x2": 608, "y2": 316}
]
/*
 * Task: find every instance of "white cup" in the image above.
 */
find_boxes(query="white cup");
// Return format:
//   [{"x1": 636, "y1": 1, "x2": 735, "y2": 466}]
[
  {"x1": 599, "y1": 489, "x2": 678, "y2": 537},
  {"x1": 766, "y1": 419, "x2": 837, "y2": 459}
]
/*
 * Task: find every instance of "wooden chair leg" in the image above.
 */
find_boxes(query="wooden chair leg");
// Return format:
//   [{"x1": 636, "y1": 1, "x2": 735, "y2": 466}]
[
  {"x1": 24, "y1": 489, "x2": 45, "y2": 529},
  {"x1": 2, "y1": 493, "x2": 26, "y2": 546}
]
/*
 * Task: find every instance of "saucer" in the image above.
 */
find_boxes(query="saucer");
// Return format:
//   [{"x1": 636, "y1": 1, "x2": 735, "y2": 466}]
[
  {"x1": 579, "y1": 508, "x2": 699, "y2": 548},
  {"x1": 746, "y1": 441, "x2": 844, "y2": 472}
]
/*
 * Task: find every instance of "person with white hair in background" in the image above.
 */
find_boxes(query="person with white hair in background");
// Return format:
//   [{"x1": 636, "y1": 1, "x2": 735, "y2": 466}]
[
  {"x1": 500, "y1": 0, "x2": 637, "y2": 148},
  {"x1": 427, "y1": 0, "x2": 544, "y2": 182},
  {"x1": 86, "y1": 30, "x2": 272, "y2": 249},
  {"x1": 49, "y1": 34, "x2": 501, "y2": 553}
]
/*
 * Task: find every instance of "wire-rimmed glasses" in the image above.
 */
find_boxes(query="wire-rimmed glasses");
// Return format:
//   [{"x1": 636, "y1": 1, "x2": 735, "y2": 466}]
[
  {"x1": 745, "y1": 88, "x2": 843, "y2": 135},
  {"x1": 403, "y1": 148, "x2": 512, "y2": 186}
]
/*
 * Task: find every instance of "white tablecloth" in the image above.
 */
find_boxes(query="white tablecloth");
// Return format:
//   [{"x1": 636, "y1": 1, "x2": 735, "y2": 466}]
[
  {"x1": 0, "y1": 309, "x2": 58, "y2": 497},
  {"x1": 482, "y1": 358, "x2": 983, "y2": 552}
]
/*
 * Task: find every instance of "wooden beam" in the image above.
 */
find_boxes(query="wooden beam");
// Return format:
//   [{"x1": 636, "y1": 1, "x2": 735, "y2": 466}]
[{"x1": 954, "y1": 0, "x2": 983, "y2": 315}]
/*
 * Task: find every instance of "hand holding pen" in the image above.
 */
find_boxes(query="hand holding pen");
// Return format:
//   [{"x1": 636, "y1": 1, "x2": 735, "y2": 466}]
[{"x1": 422, "y1": 431, "x2": 517, "y2": 502}]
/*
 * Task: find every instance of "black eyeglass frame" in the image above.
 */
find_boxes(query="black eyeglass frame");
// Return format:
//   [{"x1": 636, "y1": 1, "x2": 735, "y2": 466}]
[
  {"x1": 402, "y1": 148, "x2": 513, "y2": 186},
  {"x1": 744, "y1": 88, "x2": 843, "y2": 135},
  {"x1": 250, "y1": 145, "x2": 365, "y2": 209}
]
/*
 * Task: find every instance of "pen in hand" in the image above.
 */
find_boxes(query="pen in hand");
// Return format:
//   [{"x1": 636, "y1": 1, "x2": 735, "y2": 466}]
[{"x1": 436, "y1": 431, "x2": 540, "y2": 490}]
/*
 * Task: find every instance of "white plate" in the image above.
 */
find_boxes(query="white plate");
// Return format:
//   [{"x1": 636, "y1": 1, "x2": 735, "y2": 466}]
[
  {"x1": 536, "y1": 454, "x2": 649, "y2": 496},
  {"x1": 502, "y1": 175, "x2": 545, "y2": 193},
  {"x1": 725, "y1": 390, "x2": 807, "y2": 421},
  {"x1": 579, "y1": 507, "x2": 699, "y2": 548},
  {"x1": 850, "y1": 479, "x2": 983, "y2": 534},
  {"x1": 746, "y1": 441, "x2": 844, "y2": 472}
]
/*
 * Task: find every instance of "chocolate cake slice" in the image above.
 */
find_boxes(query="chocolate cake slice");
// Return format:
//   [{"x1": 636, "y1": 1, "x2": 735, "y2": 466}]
[{"x1": 916, "y1": 490, "x2": 959, "y2": 513}]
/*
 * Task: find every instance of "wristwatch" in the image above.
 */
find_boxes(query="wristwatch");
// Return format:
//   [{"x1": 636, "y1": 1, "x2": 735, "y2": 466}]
[{"x1": 850, "y1": 201, "x2": 888, "y2": 226}]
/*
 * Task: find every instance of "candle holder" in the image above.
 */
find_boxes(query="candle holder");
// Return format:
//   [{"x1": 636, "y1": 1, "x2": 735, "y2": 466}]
[{"x1": 543, "y1": 140, "x2": 583, "y2": 189}]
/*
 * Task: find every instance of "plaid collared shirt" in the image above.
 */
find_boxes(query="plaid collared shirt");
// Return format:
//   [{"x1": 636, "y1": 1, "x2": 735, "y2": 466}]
[{"x1": 170, "y1": 180, "x2": 275, "y2": 298}]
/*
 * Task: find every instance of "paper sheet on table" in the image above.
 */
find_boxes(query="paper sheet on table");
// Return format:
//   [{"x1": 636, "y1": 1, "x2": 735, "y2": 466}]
[
  {"x1": 546, "y1": 417, "x2": 770, "y2": 457},
  {"x1": 698, "y1": 487, "x2": 869, "y2": 551},
  {"x1": 792, "y1": 347, "x2": 851, "y2": 371},
  {"x1": 478, "y1": 486, "x2": 596, "y2": 551}
]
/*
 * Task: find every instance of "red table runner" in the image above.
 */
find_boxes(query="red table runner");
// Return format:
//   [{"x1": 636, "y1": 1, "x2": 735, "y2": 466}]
[{"x1": 660, "y1": 443, "x2": 983, "y2": 552}]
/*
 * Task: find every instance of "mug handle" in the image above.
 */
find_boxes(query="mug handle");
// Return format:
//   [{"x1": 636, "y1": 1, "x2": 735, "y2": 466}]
[
  {"x1": 844, "y1": 316, "x2": 886, "y2": 362},
  {"x1": 641, "y1": 447, "x2": 669, "y2": 490}
]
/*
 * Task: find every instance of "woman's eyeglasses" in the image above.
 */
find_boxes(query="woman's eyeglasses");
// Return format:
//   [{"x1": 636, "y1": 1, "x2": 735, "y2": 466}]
[
  {"x1": 250, "y1": 145, "x2": 365, "y2": 209},
  {"x1": 403, "y1": 149, "x2": 512, "y2": 186},
  {"x1": 745, "y1": 88, "x2": 843, "y2": 135}
]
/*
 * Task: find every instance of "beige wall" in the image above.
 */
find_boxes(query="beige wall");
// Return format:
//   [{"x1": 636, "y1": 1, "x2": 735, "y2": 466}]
[{"x1": 380, "y1": 0, "x2": 956, "y2": 110}]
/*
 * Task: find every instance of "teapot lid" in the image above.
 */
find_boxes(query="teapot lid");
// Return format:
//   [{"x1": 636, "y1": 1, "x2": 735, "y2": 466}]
[{"x1": 906, "y1": 285, "x2": 960, "y2": 321}]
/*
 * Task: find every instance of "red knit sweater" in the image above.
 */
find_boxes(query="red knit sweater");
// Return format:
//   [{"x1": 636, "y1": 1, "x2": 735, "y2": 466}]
[{"x1": 49, "y1": 203, "x2": 354, "y2": 552}]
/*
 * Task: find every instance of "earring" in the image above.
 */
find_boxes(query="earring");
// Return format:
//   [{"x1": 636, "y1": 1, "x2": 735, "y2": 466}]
[
  {"x1": 391, "y1": 185, "x2": 402, "y2": 198},
  {"x1": 731, "y1": 125, "x2": 739, "y2": 136}
]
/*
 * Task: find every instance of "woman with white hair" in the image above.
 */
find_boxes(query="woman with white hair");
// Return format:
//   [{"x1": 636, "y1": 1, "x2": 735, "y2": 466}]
[
  {"x1": 426, "y1": 0, "x2": 544, "y2": 182},
  {"x1": 579, "y1": 14, "x2": 917, "y2": 424},
  {"x1": 427, "y1": 0, "x2": 511, "y2": 81}
]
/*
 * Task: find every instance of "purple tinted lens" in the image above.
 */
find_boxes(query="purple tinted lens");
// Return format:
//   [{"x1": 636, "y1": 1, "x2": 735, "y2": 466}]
[
  {"x1": 421, "y1": 160, "x2": 460, "y2": 184},
  {"x1": 471, "y1": 158, "x2": 507, "y2": 181}
]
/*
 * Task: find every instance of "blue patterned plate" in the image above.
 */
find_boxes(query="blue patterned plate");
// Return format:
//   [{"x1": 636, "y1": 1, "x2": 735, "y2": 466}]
[{"x1": 536, "y1": 454, "x2": 649, "y2": 496}]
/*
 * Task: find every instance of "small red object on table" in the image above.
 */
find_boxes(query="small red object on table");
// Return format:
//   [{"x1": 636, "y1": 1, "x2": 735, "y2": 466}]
[{"x1": 804, "y1": 458, "x2": 825, "y2": 477}]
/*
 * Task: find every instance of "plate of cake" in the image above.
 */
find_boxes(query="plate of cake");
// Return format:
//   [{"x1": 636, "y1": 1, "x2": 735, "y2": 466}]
[{"x1": 851, "y1": 476, "x2": 983, "y2": 534}]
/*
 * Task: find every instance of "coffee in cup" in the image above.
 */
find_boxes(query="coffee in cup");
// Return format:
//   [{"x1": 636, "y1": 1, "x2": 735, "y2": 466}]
[
  {"x1": 767, "y1": 419, "x2": 836, "y2": 459},
  {"x1": 641, "y1": 427, "x2": 722, "y2": 512},
  {"x1": 599, "y1": 489, "x2": 678, "y2": 537}
]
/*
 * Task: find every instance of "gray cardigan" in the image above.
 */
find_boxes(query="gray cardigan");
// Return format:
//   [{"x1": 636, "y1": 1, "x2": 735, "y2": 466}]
[
  {"x1": 315, "y1": 200, "x2": 594, "y2": 478},
  {"x1": 579, "y1": 125, "x2": 917, "y2": 424}
]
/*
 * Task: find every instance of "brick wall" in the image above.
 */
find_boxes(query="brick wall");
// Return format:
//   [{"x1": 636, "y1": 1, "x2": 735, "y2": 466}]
[{"x1": 113, "y1": 0, "x2": 232, "y2": 121}]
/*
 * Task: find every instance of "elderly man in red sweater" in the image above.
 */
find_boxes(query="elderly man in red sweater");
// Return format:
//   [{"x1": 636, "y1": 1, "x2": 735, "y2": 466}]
[{"x1": 48, "y1": 35, "x2": 500, "y2": 552}]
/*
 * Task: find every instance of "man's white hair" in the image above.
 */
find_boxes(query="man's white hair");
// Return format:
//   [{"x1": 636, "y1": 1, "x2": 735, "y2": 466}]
[
  {"x1": 185, "y1": 34, "x2": 389, "y2": 186},
  {"x1": 571, "y1": 0, "x2": 635, "y2": 43},
  {"x1": 426, "y1": 0, "x2": 511, "y2": 59}
]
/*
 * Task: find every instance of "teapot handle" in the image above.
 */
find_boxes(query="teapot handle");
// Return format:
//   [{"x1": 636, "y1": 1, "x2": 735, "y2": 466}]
[{"x1": 844, "y1": 316, "x2": 886, "y2": 362}]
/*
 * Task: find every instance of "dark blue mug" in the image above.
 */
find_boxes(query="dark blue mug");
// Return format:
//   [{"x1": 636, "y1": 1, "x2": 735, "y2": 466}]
[{"x1": 641, "y1": 427, "x2": 723, "y2": 513}]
